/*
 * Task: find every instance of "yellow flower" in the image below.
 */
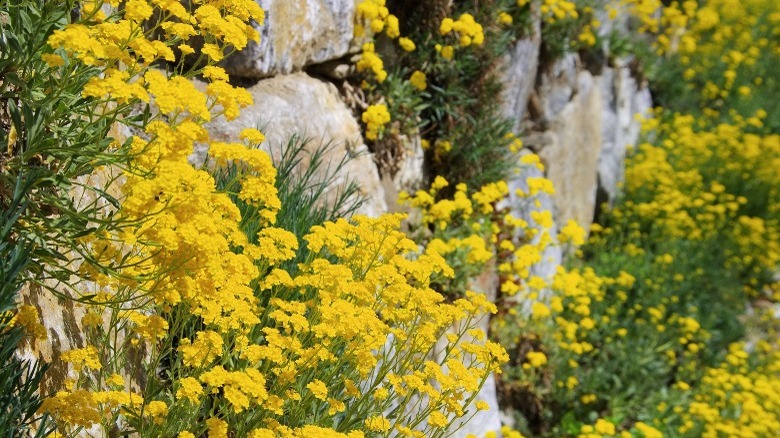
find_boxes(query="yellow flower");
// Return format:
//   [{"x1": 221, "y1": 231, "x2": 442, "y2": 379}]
[
  {"x1": 145, "y1": 400, "x2": 168, "y2": 424},
  {"x1": 385, "y1": 15, "x2": 400, "y2": 38},
  {"x1": 12, "y1": 305, "x2": 47, "y2": 340},
  {"x1": 206, "y1": 418, "x2": 228, "y2": 438},
  {"x1": 124, "y1": 0, "x2": 153, "y2": 22},
  {"x1": 356, "y1": 42, "x2": 387, "y2": 82},
  {"x1": 361, "y1": 104, "x2": 391, "y2": 140},
  {"x1": 595, "y1": 419, "x2": 615, "y2": 435},
  {"x1": 179, "y1": 331, "x2": 224, "y2": 367},
  {"x1": 398, "y1": 36, "x2": 416, "y2": 52},
  {"x1": 176, "y1": 377, "x2": 204, "y2": 403},
  {"x1": 525, "y1": 351, "x2": 547, "y2": 368},
  {"x1": 202, "y1": 43, "x2": 224, "y2": 61},
  {"x1": 306, "y1": 379, "x2": 328, "y2": 401},
  {"x1": 61, "y1": 346, "x2": 102, "y2": 371},
  {"x1": 428, "y1": 411, "x2": 449, "y2": 428},
  {"x1": 104, "y1": 374, "x2": 124, "y2": 387},
  {"x1": 365, "y1": 415, "x2": 391, "y2": 432},
  {"x1": 178, "y1": 44, "x2": 195, "y2": 55},
  {"x1": 441, "y1": 45, "x2": 454, "y2": 60},
  {"x1": 202, "y1": 66, "x2": 230, "y2": 82},
  {"x1": 41, "y1": 53, "x2": 64, "y2": 67},
  {"x1": 410, "y1": 70, "x2": 427, "y2": 90},
  {"x1": 240, "y1": 128, "x2": 266, "y2": 144},
  {"x1": 532, "y1": 301, "x2": 551, "y2": 319}
]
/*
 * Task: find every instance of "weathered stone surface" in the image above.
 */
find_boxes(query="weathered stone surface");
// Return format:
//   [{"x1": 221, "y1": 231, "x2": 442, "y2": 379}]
[
  {"x1": 536, "y1": 54, "x2": 580, "y2": 122},
  {"x1": 221, "y1": 0, "x2": 360, "y2": 78},
  {"x1": 20, "y1": 283, "x2": 86, "y2": 395},
  {"x1": 380, "y1": 133, "x2": 426, "y2": 214},
  {"x1": 501, "y1": 7, "x2": 542, "y2": 132},
  {"x1": 18, "y1": 162, "x2": 133, "y2": 398},
  {"x1": 205, "y1": 72, "x2": 388, "y2": 217},
  {"x1": 597, "y1": 63, "x2": 652, "y2": 206},
  {"x1": 530, "y1": 71, "x2": 603, "y2": 229}
]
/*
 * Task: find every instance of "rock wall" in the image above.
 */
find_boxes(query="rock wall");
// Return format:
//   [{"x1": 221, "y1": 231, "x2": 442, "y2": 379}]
[{"x1": 503, "y1": 48, "x2": 651, "y2": 240}]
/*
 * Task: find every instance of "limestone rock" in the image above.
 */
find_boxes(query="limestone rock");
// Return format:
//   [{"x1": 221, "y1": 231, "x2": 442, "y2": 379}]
[
  {"x1": 380, "y1": 133, "x2": 426, "y2": 214},
  {"x1": 501, "y1": 8, "x2": 541, "y2": 132},
  {"x1": 205, "y1": 72, "x2": 388, "y2": 217},
  {"x1": 597, "y1": 63, "x2": 652, "y2": 206},
  {"x1": 19, "y1": 164, "x2": 134, "y2": 397},
  {"x1": 532, "y1": 71, "x2": 604, "y2": 229},
  {"x1": 536, "y1": 53, "x2": 580, "y2": 122},
  {"x1": 221, "y1": 0, "x2": 360, "y2": 78}
]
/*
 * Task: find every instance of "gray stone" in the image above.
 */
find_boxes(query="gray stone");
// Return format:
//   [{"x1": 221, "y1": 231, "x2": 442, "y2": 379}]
[
  {"x1": 221, "y1": 0, "x2": 361, "y2": 78},
  {"x1": 381, "y1": 133, "x2": 426, "y2": 214},
  {"x1": 205, "y1": 72, "x2": 388, "y2": 217},
  {"x1": 501, "y1": 9, "x2": 541, "y2": 132},
  {"x1": 537, "y1": 53, "x2": 580, "y2": 122},
  {"x1": 597, "y1": 62, "x2": 652, "y2": 205},
  {"x1": 535, "y1": 71, "x2": 604, "y2": 230}
]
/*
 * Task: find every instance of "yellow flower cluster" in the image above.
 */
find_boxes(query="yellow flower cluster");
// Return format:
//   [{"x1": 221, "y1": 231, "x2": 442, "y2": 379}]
[
  {"x1": 440, "y1": 14, "x2": 485, "y2": 47},
  {"x1": 47, "y1": 0, "x2": 263, "y2": 67},
  {"x1": 540, "y1": 0, "x2": 579, "y2": 22},
  {"x1": 355, "y1": 0, "x2": 395, "y2": 38},
  {"x1": 402, "y1": 156, "x2": 587, "y2": 310},
  {"x1": 578, "y1": 418, "x2": 616, "y2": 438},
  {"x1": 660, "y1": 0, "x2": 778, "y2": 103},
  {"x1": 676, "y1": 345, "x2": 780, "y2": 436},
  {"x1": 621, "y1": 112, "x2": 780, "y2": 288},
  {"x1": 47, "y1": 3, "x2": 483, "y2": 436},
  {"x1": 10, "y1": 305, "x2": 47, "y2": 341},
  {"x1": 41, "y1": 389, "x2": 144, "y2": 430},
  {"x1": 43, "y1": 6, "x2": 509, "y2": 430},
  {"x1": 433, "y1": 13, "x2": 485, "y2": 61},
  {"x1": 355, "y1": 0, "x2": 417, "y2": 84},
  {"x1": 361, "y1": 103, "x2": 391, "y2": 140},
  {"x1": 410, "y1": 70, "x2": 427, "y2": 91},
  {"x1": 356, "y1": 42, "x2": 387, "y2": 83}
]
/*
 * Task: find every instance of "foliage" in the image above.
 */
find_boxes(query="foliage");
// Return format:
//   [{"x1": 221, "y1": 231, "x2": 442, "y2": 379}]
[
  {"x1": 0, "y1": 173, "x2": 53, "y2": 436},
  {"x1": 214, "y1": 134, "x2": 365, "y2": 273},
  {"x1": 646, "y1": 0, "x2": 780, "y2": 132},
  {"x1": 0, "y1": 0, "x2": 134, "y2": 433}
]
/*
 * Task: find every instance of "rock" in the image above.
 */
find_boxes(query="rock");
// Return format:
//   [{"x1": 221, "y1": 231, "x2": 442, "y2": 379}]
[
  {"x1": 18, "y1": 163, "x2": 133, "y2": 396},
  {"x1": 597, "y1": 62, "x2": 652, "y2": 207},
  {"x1": 221, "y1": 0, "x2": 360, "y2": 78},
  {"x1": 536, "y1": 53, "x2": 580, "y2": 122},
  {"x1": 533, "y1": 71, "x2": 604, "y2": 230},
  {"x1": 380, "y1": 133, "x2": 426, "y2": 214},
  {"x1": 500, "y1": 7, "x2": 542, "y2": 133},
  {"x1": 597, "y1": 67, "x2": 622, "y2": 206},
  {"x1": 20, "y1": 283, "x2": 86, "y2": 395},
  {"x1": 205, "y1": 72, "x2": 388, "y2": 217}
]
